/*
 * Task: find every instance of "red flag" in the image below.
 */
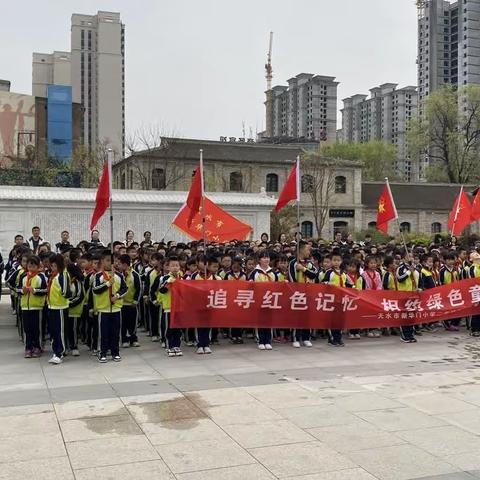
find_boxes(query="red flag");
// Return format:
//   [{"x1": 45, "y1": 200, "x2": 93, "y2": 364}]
[
  {"x1": 275, "y1": 158, "x2": 299, "y2": 212},
  {"x1": 448, "y1": 187, "x2": 472, "y2": 236},
  {"x1": 173, "y1": 196, "x2": 252, "y2": 242},
  {"x1": 376, "y1": 182, "x2": 398, "y2": 234},
  {"x1": 186, "y1": 166, "x2": 203, "y2": 227},
  {"x1": 471, "y1": 187, "x2": 480, "y2": 221},
  {"x1": 90, "y1": 162, "x2": 110, "y2": 230}
]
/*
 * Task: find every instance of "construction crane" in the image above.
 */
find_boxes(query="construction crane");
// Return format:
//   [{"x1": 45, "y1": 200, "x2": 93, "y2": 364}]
[{"x1": 265, "y1": 31, "x2": 273, "y2": 91}]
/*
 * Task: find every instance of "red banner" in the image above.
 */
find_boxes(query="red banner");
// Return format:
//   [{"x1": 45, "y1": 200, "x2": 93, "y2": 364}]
[{"x1": 170, "y1": 278, "x2": 480, "y2": 329}]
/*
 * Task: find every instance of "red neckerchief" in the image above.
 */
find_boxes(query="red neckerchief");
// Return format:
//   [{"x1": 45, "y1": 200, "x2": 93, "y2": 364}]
[
  {"x1": 333, "y1": 269, "x2": 344, "y2": 287},
  {"x1": 47, "y1": 272, "x2": 57, "y2": 299},
  {"x1": 26, "y1": 272, "x2": 37, "y2": 288},
  {"x1": 365, "y1": 269, "x2": 380, "y2": 290},
  {"x1": 103, "y1": 270, "x2": 113, "y2": 299},
  {"x1": 389, "y1": 268, "x2": 399, "y2": 291},
  {"x1": 347, "y1": 272, "x2": 358, "y2": 286}
]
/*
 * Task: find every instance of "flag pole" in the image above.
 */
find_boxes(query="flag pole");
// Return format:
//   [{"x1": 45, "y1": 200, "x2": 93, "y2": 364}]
[
  {"x1": 450, "y1": 185, "x2": 463, "y2": 240},
  {"x1": 386, "y1": 177, "x2": 409, "y2": 258},
  {"x1": 107, "y1": 148, "x2": 114, "y2": 260},
  {"x1": 296, "y1": 155, "x2": 301, "y2": 260},
  {"x1": 200, "y1": 149, "x2": 207, "y2": 277}
]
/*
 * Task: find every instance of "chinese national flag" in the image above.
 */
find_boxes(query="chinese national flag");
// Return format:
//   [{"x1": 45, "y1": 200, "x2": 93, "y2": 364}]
[
  {"x1": 90, "y1": 162, "x2": 110, "y2": 230},
  {"x1": 471, "y1": 187, "x2": 480, "y2": 222},
  {"x1": 173, "y1": 196, "x2": 252, "y2": 242},
  {"x1": 448, "y1": 188, "x2": 472, "y2": 236},
  {"x1": 376, "y1": 183, "x2": 398, "y2": 234},
  {"x1": 186, "y1": 166, "x2": 202, "y2": 227},
  {"x1": 275, "y1": 159, "x2": 299, "y2": 212}
]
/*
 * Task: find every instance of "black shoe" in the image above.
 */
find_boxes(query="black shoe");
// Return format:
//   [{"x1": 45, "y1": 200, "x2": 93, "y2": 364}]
[
  {"x1": 112, "y1": 355, "x2": 122, "y2": 362},
  {"x1": 98, "y1": 355, "x2": 107, "y2": 363},
  {"x1": 408, "y1": 338, "x2": 418, "y2": 343},
  {"x1": 400, "y1": 336, "x2": 410, "y2": 343}
]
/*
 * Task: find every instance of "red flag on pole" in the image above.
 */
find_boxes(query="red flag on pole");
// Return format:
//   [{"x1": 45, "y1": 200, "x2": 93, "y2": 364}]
[
  {"x1": 173, "y1": 196, "x2": 252, "y2": 242},
  {"x1": 471, "y1": 187, "x2": 480, "y2": 222},
  {"x1": 448, "y1": 186, "x2": 472, "y2": 236},
  {"x1": 275, "y1": 159, "x2": 299, "y2": 212},
  {"x1": 186, "y1": 166, "x2": 203, "y2": 227},
  {"x1": 90, "y1": 161, "x2": 110, "y2": 230},
  {"x1": 376, "y1": 181, "x2": 398, "y2": 234}
]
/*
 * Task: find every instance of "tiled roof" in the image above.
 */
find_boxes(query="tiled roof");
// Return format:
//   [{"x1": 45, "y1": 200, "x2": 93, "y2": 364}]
[{"x1": 0, "y1": 186, "x2": 277, "y2": 207}]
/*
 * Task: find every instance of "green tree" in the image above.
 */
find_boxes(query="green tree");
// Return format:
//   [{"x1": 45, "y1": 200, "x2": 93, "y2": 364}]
[
  {"x1": 407, "y1": 85, "x2": 480, "y2": 183},
  {"x1": 320, "y1": 140, "x2": 397, "y2": 181}
]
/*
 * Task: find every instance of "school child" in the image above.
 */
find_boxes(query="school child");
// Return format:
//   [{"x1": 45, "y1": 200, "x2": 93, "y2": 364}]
[
  {"x1": 85, "y1": 254, "x2": 101, "y2": 354},
  {"x1": 47, "y1": 254, "x2": 71, "y2": 365},
  {"x1": 183, "y1": 257, "x2": 198, "y2": 281},
  {"x1": 219, "y1": 254, "x2": 232, "y2": 279},
  {"x1": 251, "y1": 250, "x2": 276, "y2": 350},
  {"x1": 151, "y1": 255, "x2": 183, "y2": 357},
  {"x1": 288, "y1": 241, "x2": 317, "y2": 348},
  {"x1": 468, "y1": 252, "x2": 480, "y2": 337},
  {"x1": 245, "y1": 256, "x2": 256, "y2": 280},
  {"x1": 345, "y1": 259, "x2": 361, "y2": 339},
  {"x1": 396, "y1": 252, "x2": 420, "y2": 343},
  {"x1": 322, "y1": 252, "x2": 348, "y2": 347},
  {"x1": 145, "y1": 253, "x2": 163, "y2": 342},
  {"x1": 117, "y1": 254, "x2": 142, "y2": 348},
  {"x1": 66, "y1": 263, "x2": 85, "y2": 356},
  {"x1": 16, "y1": 255, "x2": 47, "y2": 358},
  {"x1": 134, "y1": 247, "x2": 150, "y2": 329},
  {"x1": 358, "y1": 255, "x2": 383, "y2": 338},
  {"x1": 224, "y1": 256, "x2": 247, "y2": 344},
  {"x1": 440, "y1": 253, "x2": 460, "y2": 331},
  {"x1": 419, "y1": 253, "x2": 439, "y2": 332},
  {"x1": 92, "y1": 251, "x2": 128, "y2": 363},
  {"x1": 192, "y1": 256, "x2": 222, "y2": 354}
]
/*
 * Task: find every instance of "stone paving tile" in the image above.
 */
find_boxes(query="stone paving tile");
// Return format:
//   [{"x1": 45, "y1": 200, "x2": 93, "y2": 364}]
[
  {"x1": 110, "y1": 379, "x2": 178, "y2": 397},
  {"x1": 66, "y1": 435, "x2": 159, "y2": 469},
  {"x1": 444, "y1": 452, "x2": 480, "y2": 472},
  {"x1": 356, "y1": 407, "x2": 447, "y2": 432},
  {"x1": 141, "y1": 417, "x2": 228, "y2": 445},
  {"x1": 437, "y1": 410, "x2": 480, "y2": 435},
  {"x1": 248, "y1": 441, "x2": 356, "y2": 478},
  {"x1": 204, "y1": 398, "x2": 282, "y2": 425},
  {"x1": 0, "y1": 411, "x2": 60, "y2": 438},
  {"x1": 60, "y1": 414, "x2": 143, "y2": 442},
  {"x1": 74, "y1": 459, "x2": 175, "y2": 480},
  {"x1": 0, "y1": 433, "x2": 66, "y2": 463},
  {"x1": 284, "y1": 469, "x2": 379, "y2": 480},
  {"x1": 54, "y1": 397, "x2": 128, "y2": 420},
  {"x1": 0, "y1": 457, "x2": 74, "y2": 480},
  {"x1": 0, "y1": 388, "x2": 51, "y2": 407},
  {"x1": 395, "y1": 425, "x2": 480, "y2": 457},
  {"x1": 155, "y1": 438, "x2": 256, "y2": 474},
  {"x1": 49, "y1": 383, "x2": 117, "y2": 403},
  {"x1": 166, "y1": 374, "x2": 234, "y2": 392},
  {"x1": 0, "y1": 403, "x2": 53, "y2": 417},
  {"x1": 346, "y1": 444, "x2": 459, "y2": 480},
  {"x1": 175, "y1": 463, "x2": 277, "y2": 480},
  {"x1": 415, "y1": 473, "x2": 479, "y2": 480},
  {"x1": 185, "y1": 387, "x2": 256, "y2": 407},
  {"x1": 328, "y1": 392, "x2": 403, "y2": 412},
  {"x1": 397, "y1": 392, "x2": 477, "y2": 414},
  {"x1": 222, "y1": 419, "x2": 315, "y2": 448},
  {"x1": 121, "y1": 392, "x2": 183, "y2": 405}
]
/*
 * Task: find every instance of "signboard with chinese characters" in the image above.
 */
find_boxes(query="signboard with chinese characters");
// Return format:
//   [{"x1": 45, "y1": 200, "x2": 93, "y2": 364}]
[{"x1": 329, "y1": 209, "x2": 355, "y2": 218}]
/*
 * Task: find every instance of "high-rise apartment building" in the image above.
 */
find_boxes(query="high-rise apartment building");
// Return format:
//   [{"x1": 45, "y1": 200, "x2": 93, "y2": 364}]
[
  {"x1": 417, "y1": 0, "x2": 480, "y2": 103},
  {"x1": 341, "y1": 84, "x2": 419, "y2": 181},
  {"x1": 264, "y1": 73, "x2": 338, "y2": 143},
  {"x1": 32, "y1": 11, "x2": 125, "y2": 158}
]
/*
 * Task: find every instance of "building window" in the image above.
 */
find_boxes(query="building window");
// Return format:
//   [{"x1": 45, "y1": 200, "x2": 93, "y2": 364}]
[
  {"x1": 333, "y1": 221, "x2": 348, "y2": 238},
  {"x1": 368, "y1": 221, "x2": 377, "y2": 229},
  {"x1": 334, "y1": 175, "x2": 347, "y2": 194},
  {"x1": 229, "y1": 171, "x2": 243, "y2": 192},
  {"x1": 301, "y1": 174, "x2": 314, "y2": 193},
  {"x1": 151, "y1": 168, "x2": 166, "y2": 190},
  {"x1": 266, "y1": 173, "x2": 278, "y2": 192},
  {"x1": 301, "y1": 221, "x2": 313, "y2": 239},
  {"x1": 120, "y1": 173, "x2": 126, "y2": 189},
  {"x1": 431, "y1": 222, "x2": 442, "y2": 233},
  {"x1": 400, "y1": 222, "x2": 411, "y2": 233}
]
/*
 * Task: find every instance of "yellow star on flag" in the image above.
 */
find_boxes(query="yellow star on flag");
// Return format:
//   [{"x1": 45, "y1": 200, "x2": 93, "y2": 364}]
[
  {"x1": 216, "y1": 220, "x2": 224, "y2": 228},
  {"x1": 205, "y1": 214, "x2": 213, "y2": 221},
  {"x1": 378, "y1": 197, "x2": 386, "y2": 214},
  {"x1": 195, "y1": 223, "x2": 202, "y2": 231}
]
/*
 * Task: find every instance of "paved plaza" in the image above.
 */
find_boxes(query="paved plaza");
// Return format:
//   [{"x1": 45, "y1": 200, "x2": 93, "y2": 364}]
[{"x1": 2, "y1": 298, "x2": 480, "y2": 479}]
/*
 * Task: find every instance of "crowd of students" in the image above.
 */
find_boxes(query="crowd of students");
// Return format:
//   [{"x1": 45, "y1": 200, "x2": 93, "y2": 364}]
[{"x1": 3, "y1": 227, "x2": 480, "y2": 364}]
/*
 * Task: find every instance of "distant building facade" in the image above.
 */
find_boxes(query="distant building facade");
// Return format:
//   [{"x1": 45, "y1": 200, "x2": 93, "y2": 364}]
[
  {"x1": 262, "y1": 73, "x2": 338, "y2": 143},
  {"x1": 341, "y1": 84, "x2": 419, "y2": 181}
]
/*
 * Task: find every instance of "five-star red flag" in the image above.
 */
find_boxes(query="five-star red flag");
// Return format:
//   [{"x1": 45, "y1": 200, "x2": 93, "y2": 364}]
[
  {"x1": 376, "y1": 182, "x2": 398, "y2": 234},
  {"x1": 471, "y1": 187, "x2": 480, "y2": 222},
  {"x1": 186, "y1": 166, "x2": 203, "y2": 228},
  {"x1": 173, "y1": 196, "x2": 252, "y2": 242},
  {"x1": 275, "y1": 158, "x2": 299, "y2": 212},
  {"x1": 90, "y1": 161, "x2": 110, "y2": 230},
  {"x1": 448, "y1": 187, "x2": 472, "y2": 236}
]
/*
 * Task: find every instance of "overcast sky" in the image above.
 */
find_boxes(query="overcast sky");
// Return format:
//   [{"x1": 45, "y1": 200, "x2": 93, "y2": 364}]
[{"x1": 2, "y1": 0, "x2": 417, "y2": 140}]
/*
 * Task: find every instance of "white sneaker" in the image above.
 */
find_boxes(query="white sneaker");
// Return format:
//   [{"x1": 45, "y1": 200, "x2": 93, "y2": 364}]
[
  {"x1": 121, "y1": 342, "x2": 129, "y2": 348},
  {"x1": 292, "y1": 341, "x2": 301, "y2": 348},
  {"x1": 303, "y1": 340, "x2": 313, "y2": 347},
  {"x1": 72, "y1": 349, "x2": 80, "y2": 357},
  {"x1": 161, "y1": 342, "x2": 166, "y2": 348},
  {"x1": 204, "y1": 347, "x2": 212, "y2": 354},
  {"x1": 131, "y1": 341, "x2": 140, "y2": 347},
  {"x1": 196, "y1": 347, "x2": 205, "y2": 354},
  {"x1": 174, "y1": 347, "x2": 183, "y2": 357},
  {"x1": 265, "y1": 344, "x2": 273, "y2": 350},
  {"x1": 151, "y1": 336, "x2": 160, "y2": 342},
  {"x1": 48, "y1": 355, "x2": 62, "y2": 365},
  {"x1": 258, "y1": 344, "x2": 266, "y2": 350},
  {"x1": 167, "y1": 349, "x2": 176, "y2": 357}
]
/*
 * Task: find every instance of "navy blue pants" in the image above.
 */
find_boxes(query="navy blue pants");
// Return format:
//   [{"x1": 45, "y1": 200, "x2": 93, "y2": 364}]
[
  {"x1": 328, "y1": 329, "x2": 342, "y2": 343},
  {"x1": 22, "y1": 310, "x2": 41, "y2": 351},
  {"x1": 121, "y1": 305, "x2": 138, "y2": 344},
  {"x1": 165, "y1": 312, "x2": 181, "y2": 348},
  {"x1": 65, "y1": 316, "x2": 79, "y2": 350},
  {"x1": 196, "y1": 328, "x2": 211, "y2": 347},
  {"x1": 258, "y1": 328, "x2": 272, "y2": 345},
  {"x1": 400, "y1": 325, "x2": 415, "y2": 340},
  {"x1": 48, "y1": 308, "x2": 67, "y2": 357},
  {"x1": 150, "y1": 304, "x2": 160, "y2": 337},
  {"x1": 471, "y1": 315, "x2": 480, "y2": 333},
  {"x1": 294, "y1": 329, "x2": 310, "y2": 342},
  {"x1": 99, "y1": 311, "x2": 121, "y2": 357}
]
